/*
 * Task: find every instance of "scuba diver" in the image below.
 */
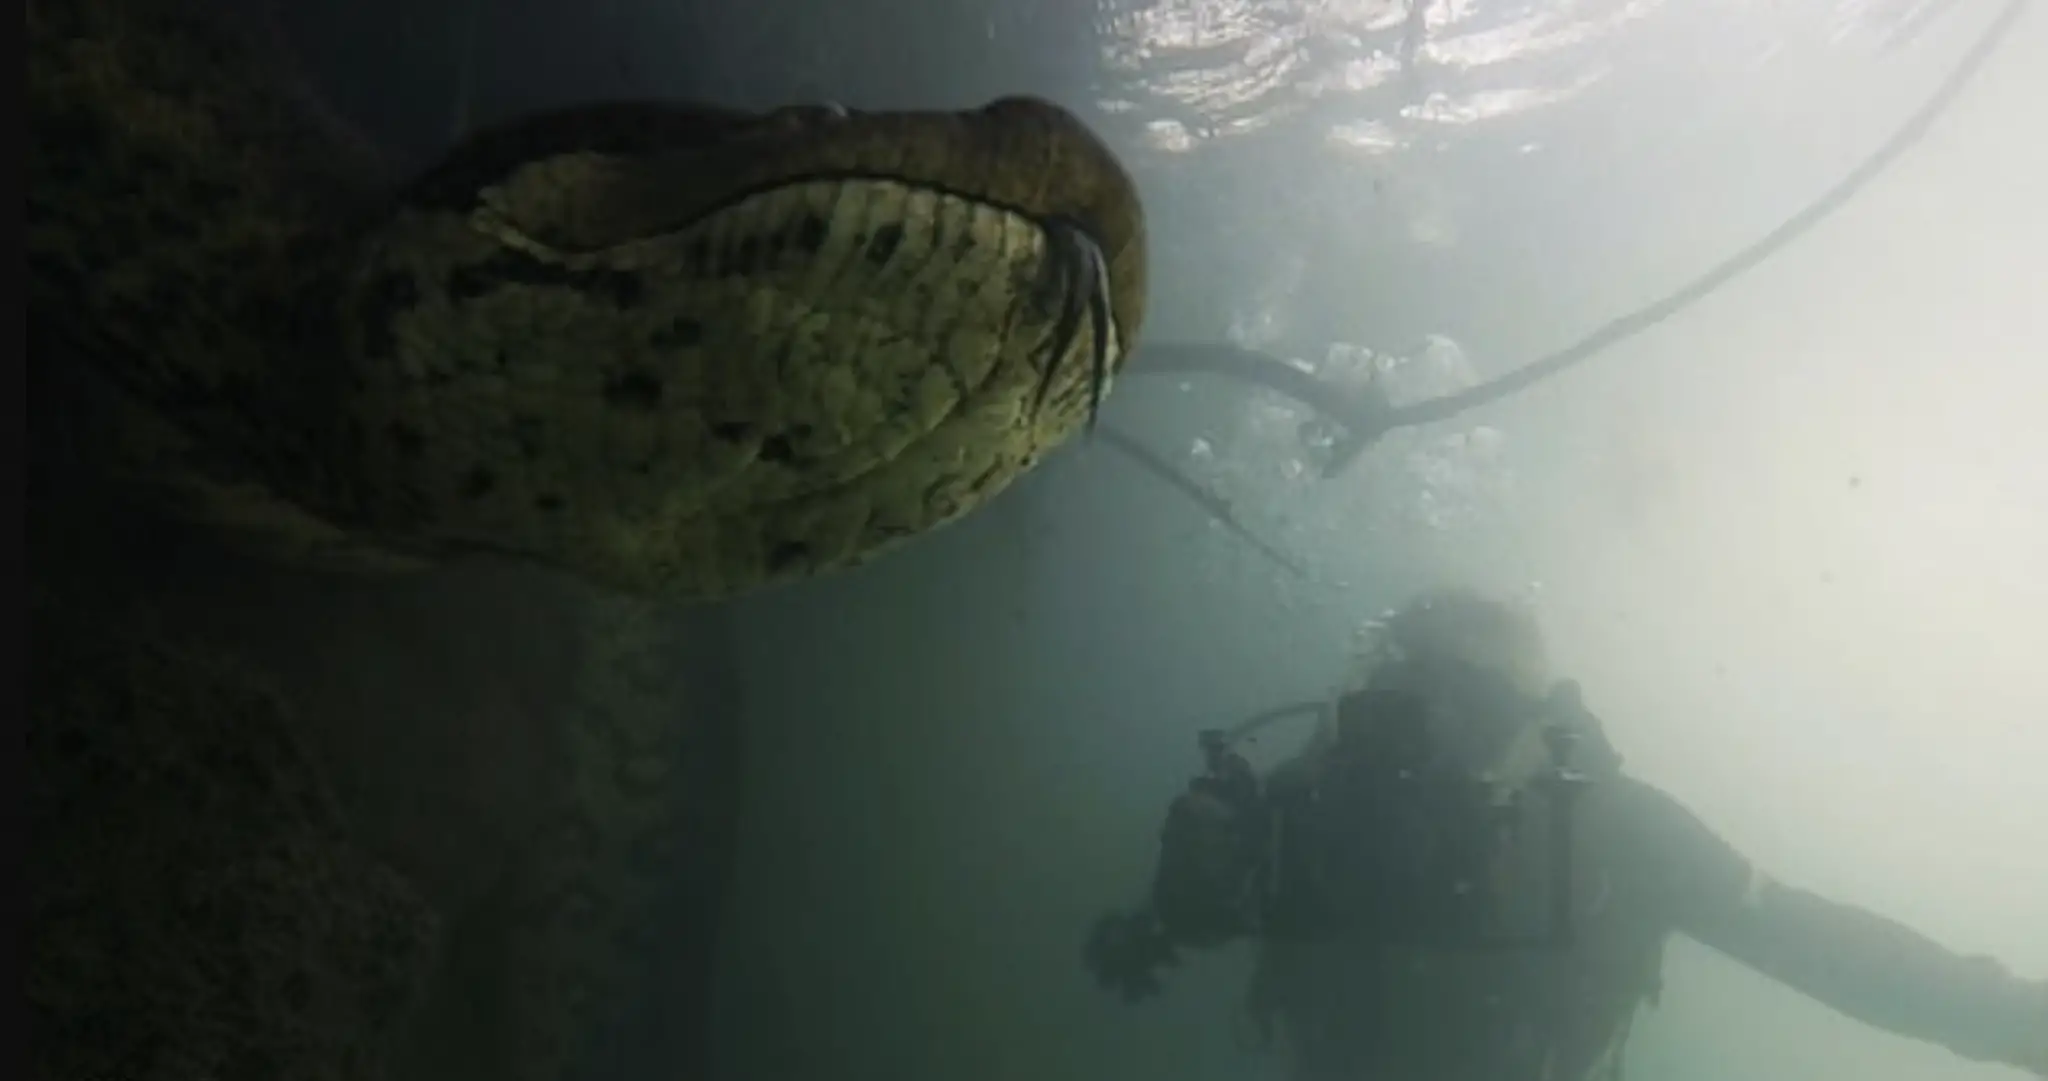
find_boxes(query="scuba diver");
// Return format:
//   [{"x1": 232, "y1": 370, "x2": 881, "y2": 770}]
[{"x1": 1085, "y1": 588, "x2": 2048, "y2": 1080}]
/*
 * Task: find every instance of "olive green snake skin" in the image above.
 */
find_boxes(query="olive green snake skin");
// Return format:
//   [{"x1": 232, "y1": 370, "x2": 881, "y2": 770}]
[
  {"x1": 30, "y1": 0, "x2": 1146, "y2": 598},
  {"x1": 28, "y1": 1, "x2": 1147, "y2": 1078}
]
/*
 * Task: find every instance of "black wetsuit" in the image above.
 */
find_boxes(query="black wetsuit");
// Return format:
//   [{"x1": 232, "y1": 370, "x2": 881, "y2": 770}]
[{"x1": 1233, "y1": 772, "x2": 2045, "y2": 1080}]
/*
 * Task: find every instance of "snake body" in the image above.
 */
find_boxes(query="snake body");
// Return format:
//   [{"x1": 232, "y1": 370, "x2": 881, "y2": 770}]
[
  {"x1": 336, "y1": 99, "x2": 1145, "y2": 595},
  {"x1": 31, "y1": 0, "x2": 1147, "y2": 598},
  {"x1": 29, "y1": 1, "x2": 1147, "y2": 1077}
]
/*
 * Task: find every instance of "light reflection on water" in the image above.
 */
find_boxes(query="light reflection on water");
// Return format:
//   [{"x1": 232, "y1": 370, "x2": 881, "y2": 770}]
[
  {"x1": 1102, "y1": 0, "x2": 1963, "y2": 156},
  {"x1": 1101, "y1": 0, "x2": 1982, "y2": 583}
]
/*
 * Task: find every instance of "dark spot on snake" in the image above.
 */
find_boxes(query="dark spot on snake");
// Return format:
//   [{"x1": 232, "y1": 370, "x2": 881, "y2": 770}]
[
  {"x1": 769, "y1": 540, "x2": 810, "y2": 572},
  {"x1": 461, "y1": 466, "x2": 496, "y2": 498},
  {"x1": 759, "y1": 434, "x2": 796, "y2": 464},
  {"x1": 651, "y1": 317, "x2": 703, "y2": 349},
  {"x1": 794, "y1": 212, "x2": 829, "y2": 253},
  {"x1": 603, "y1": 370, "x2": 663, "y2": 409},
  {"x1": 712, "y1": 421, "x2": 750, "y2": 442},
  {"x1": 535, "y1": 493, "x2": 565, "y2": 511},
  {"x1": 386, "y1": 421, "x2": 425, "y2": 458},
  {"x1": 866, "y1": 223, "x2": 904, "y2": 265}
]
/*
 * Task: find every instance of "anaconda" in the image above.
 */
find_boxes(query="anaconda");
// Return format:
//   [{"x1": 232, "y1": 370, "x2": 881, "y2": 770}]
[
  {"x1": 28, "y1": 1, "x2": 1144, "y2": 1079},
  {"x1": 30, "y1": 0, "x2": 1146, "y2": 599}
]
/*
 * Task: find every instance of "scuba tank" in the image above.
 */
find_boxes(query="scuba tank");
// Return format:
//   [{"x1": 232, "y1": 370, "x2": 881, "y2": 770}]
[
  {"x1": 1267, "y1": 676, "x2": 1597, "y2": 949},
  {"x1": 1084, "y1": 677, "x2": 1600, "y2": 1001}
]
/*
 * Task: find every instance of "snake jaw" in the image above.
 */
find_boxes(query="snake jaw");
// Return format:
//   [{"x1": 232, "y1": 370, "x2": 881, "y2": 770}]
[{"x1": 1028, "y1": 216, "x2": 1116, "y2": 434}]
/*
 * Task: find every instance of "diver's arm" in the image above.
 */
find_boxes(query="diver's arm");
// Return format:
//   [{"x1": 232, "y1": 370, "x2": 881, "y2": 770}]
[
  {"x1": 1084, "y1": 779, "x2": 1265, "y2": 1002},
  {"x1": 1618, "y1": 779, "x2": 2048, "y2": 1074}
]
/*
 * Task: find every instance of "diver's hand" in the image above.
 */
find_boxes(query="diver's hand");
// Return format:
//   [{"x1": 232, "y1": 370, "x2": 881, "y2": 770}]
[
  {"x1": 1981, "y1": 974, "x2": 2048, "y2": 1076},
  {"x1": 1084, "y1": 910, "x2": 1180, "y2": 1002},
  {"x1": 2017, "y1": 979, "x2": 2048, "y2": 1077}
]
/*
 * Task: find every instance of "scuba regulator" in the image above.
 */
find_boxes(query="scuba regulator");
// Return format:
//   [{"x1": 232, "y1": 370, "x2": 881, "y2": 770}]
[{"x1": 1085, "y1": 674, "x2": 1600, "y2": 1002}]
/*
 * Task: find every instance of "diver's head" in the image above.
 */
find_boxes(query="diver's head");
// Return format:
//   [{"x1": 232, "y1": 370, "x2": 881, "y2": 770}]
[
  {"x1": 1339, "y1": 587, "x2": 1560, "y2": 786},
  {"x1": 1381, "y1": 587, "x2": 1551, "y2": 694}
]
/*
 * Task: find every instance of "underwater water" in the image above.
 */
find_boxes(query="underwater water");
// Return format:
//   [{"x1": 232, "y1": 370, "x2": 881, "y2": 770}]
[
  {"x1": 27, "y1": 0, "x2": 2043, "y2": 1079},
  {"x1": 706, "y1": 3, "x2": 2048, "y2": 1079}
]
